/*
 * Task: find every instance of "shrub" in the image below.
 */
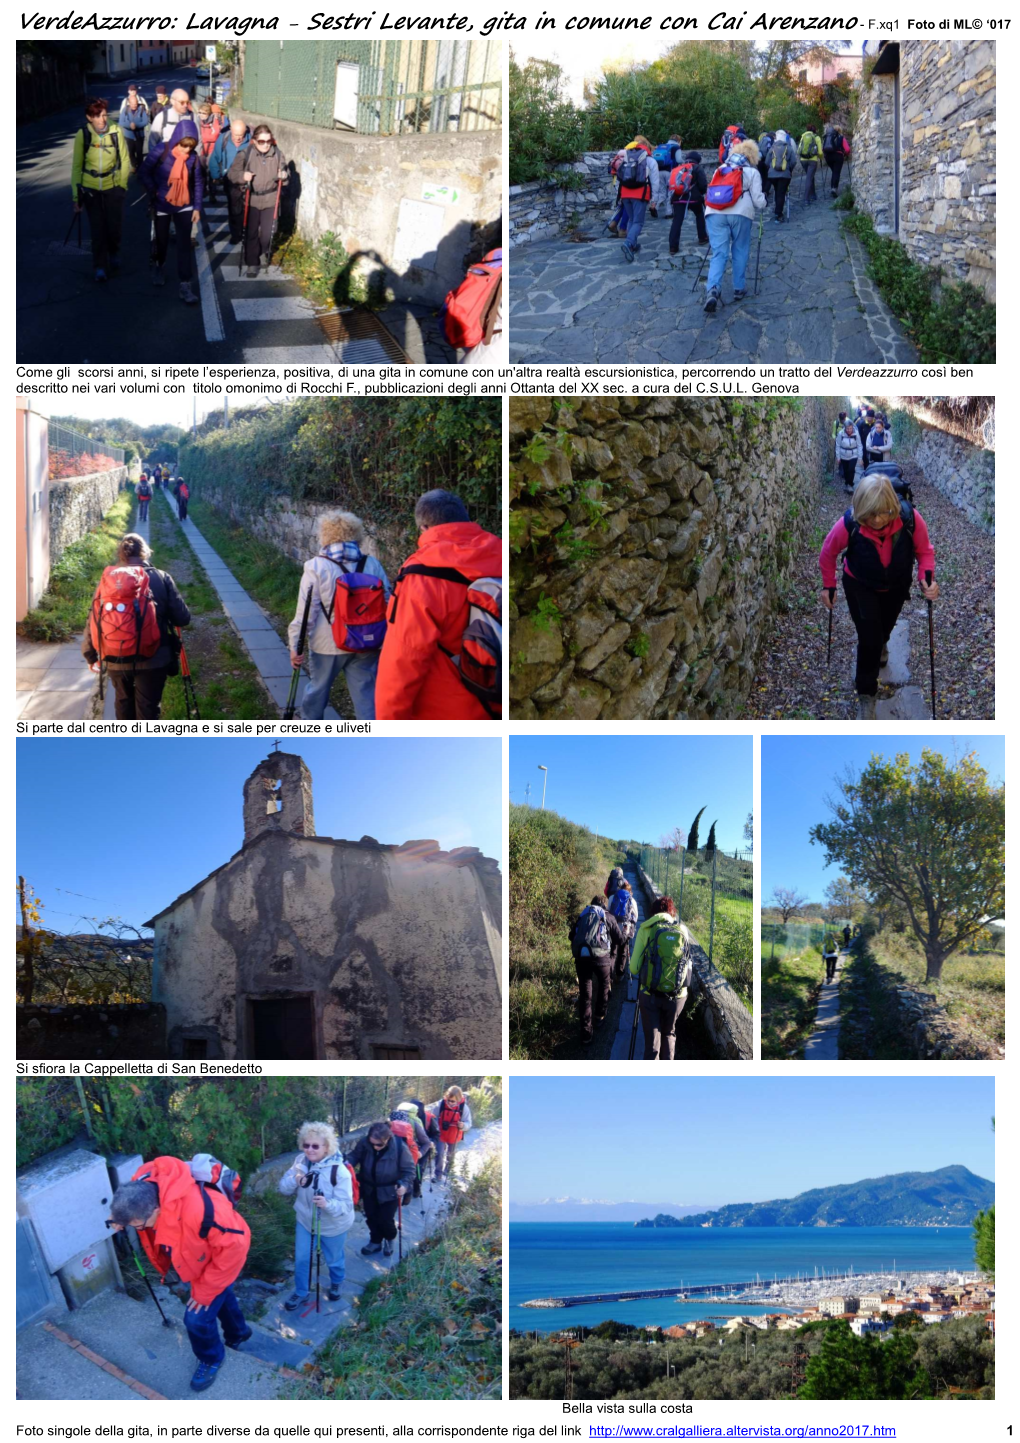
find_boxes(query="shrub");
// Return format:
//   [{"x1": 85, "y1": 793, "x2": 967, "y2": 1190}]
[{"x1": 509, "y1": 53, "x2": 588, "y2": 185}]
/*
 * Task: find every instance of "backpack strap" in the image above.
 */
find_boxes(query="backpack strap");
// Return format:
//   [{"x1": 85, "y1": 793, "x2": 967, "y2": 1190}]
[
  {"x1": 396, "y1": 564, "x2": 471, "y2": 587},
  {"x1": 197, "y1": 1182, "x2": 246, "y2": 1240}
]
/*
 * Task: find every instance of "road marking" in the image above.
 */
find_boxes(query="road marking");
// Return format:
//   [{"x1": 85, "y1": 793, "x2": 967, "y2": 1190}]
[
  {"x1": 231, "y1": 297, "x2": 318, "y2": 321},
  {"x1": 194, "y1": 223, "x2": 225, "y2": 344},
  {"x1": 242, "y1": 344, "x2": 340, "y2": 362},
  {"x1": 212, "y1": 238, "x2": 239, "y2": 254}
]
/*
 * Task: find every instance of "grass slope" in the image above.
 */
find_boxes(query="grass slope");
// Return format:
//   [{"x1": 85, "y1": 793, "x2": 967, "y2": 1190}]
[{"x1": 19, "y1": 489, "x2": 137, "y2": 642}]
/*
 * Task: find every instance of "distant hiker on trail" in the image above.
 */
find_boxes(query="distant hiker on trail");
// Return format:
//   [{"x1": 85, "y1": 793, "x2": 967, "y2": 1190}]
[
  {"x1": 604, "y1": 866, "x2": 625, "y2": 899},
  {"x1": 842, "y1": 924, "x2": 852, "y2": 948},
  {"x1": 608, "y1": 879, "x2": 639, "y2": 981},
  {"x1": 616, "y1": 136, "x2": 660, "y2": 264},
  {"x1": 703, "y1": 138, "x2": 766, "y2": 314},
  {"x1": 823, "y1": 121, "x2": 847, "y2": 196},
  {"x1": 139, "y1": 120, "x2": 203, "y2": 307},
  {"x1": 227, "y1": 124, "x2": 288, "y2": 277},
  {"x1": 136, "y1": 475, "x2": 152, "y2": 522},
  {"x1": 287, "y1": 511, "x2": 390, "y2": 721},
  {"x1": 822, "y1": 936, "x2": 839, "y2": 983},
  {"x1": 427, "y1": 1086, "x2": 473, "y2": 1183},
  {"x1": 177, "y1": 479, "x2": 190, "y2": 520},
  {"x1": 117, "y1": 85, "x2": 149, "y2": 171},
  {"x1": 865, "y1": 419, "x2": 892, "y2": 467},
  {"x1": 857, "y1": 407, "x2": 876, "y2": 456},
  {"x1": 629, "y1": 894, "x2": 693, "y2": 1062},
  {"x1": 570, "y1": 895, "x2": 625, "y2": 1043},
  {"x1": 765, "y1": 130, "x2": 798, "y2": 223},
  {"x1": 82, "y1": 532, "x2": 191, "y2": 720},
  {"x1": 799, "y1": 129, "x2": 823, "y2": 204},
  {"x1": 819, "y1": 472, "x2": 938, "y2": 719},
  {"x1": 756, "y1": 131, "x2": 775, "y2": 200},
  {"x1": 148, "y1": 88, "x2": 193, "y2": 151},
  {"x1": 667, "y1": 150, "x2": 709, "y2": 252},
  {"x1": 403, "y1": 1099, "x2": 442, "y2": 1181},
  {"x1": 390, "y1": 1107, "x2": 434, "y2": 1193},
  {"x1": 375, "y1": 489, "x2": 501, "y2": 721},
  {"x1": 345, "y1": 1122, "x2": 413, "y2": 1256},
  {"x1": 279, "y1": 1120, "x2": 355, "y2": 1312},
  {"x1": 835, "y1": 421, "x2": 864, "y2": 492},
  {"x1": 210, "y1": 119, "x2": 252, "y2": 245},
  {"x1": 107, "y1": 1157, "x2": 251, "y2": 1394},
  {"x1": 71, "y1": 98, "x2": 131, "y2": 284},
  {"x1": 717, "y1": 123, "x2": 746, "y2": 162}
]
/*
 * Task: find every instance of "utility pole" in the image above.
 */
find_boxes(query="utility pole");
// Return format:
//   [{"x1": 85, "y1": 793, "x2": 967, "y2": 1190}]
[
  {"x1": 223, "y1": 396, "x2": 229, "y2": 430},
  {"x1": 538, "y1": 765, "x2": 548, "y2": 809}
]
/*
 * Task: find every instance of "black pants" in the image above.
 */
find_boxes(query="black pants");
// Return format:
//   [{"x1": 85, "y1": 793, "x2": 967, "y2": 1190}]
[
  {"x1": 669, "y1": 202, "x2": 708, "y2": 248},
  {"x1": 868, "y1": 450, "x2": 887, "y2": 467},
  {"x1": 771, "y1": 177, "x2": 791, "y2": 218},
  {"x1": 138, "y1": 498, "x2": 150, "y2": 521},
  {"x1": 637, "y1": 991, "x2": 686, "y2": 1061},
  {"x1": 244, "y1": 204, "x2": 276, "y2": 266},
  {"x1": 825, "y1": 152, "x2": 845, "y2": 193},
  {"x1": 802, "y1": 160, "x2": 818, "y2": 202},
  {"x1": 842, "y1": 573, "x2": 908, "y2": 697},
  {"x1": 82, "y1": 188, "x2": 125, "y2": 271},
  {"x1": 574, "y1": 952, "x2": 612, "y2": 1036},
  {"x1": 225, "y1": 179, "x2": 247, "y2": 243},
  {"x1": 110, "y1": 667, "x2": 169, "y2": 720},
  {"x1": 154, "y1": 211, "x2": 194, "y2": 282},
  {"x1": 825, "y1": 956, "x2": 837, "y2": 983},
  {"x1": 613, "y1": 932, "x2": 632, "y2": 980},
  {"x1": 840, "y1": 459, "x2": 858, "y2": 489},
  {"x1": 362, "y1": 1194, "x2": 399, "y2": 1244},
  {"x1": 178, "y1": 498, "x2": 189, "y2": 520},
  {"x1": 124, "y1": 131, "x2": 145, "y2": 170}
]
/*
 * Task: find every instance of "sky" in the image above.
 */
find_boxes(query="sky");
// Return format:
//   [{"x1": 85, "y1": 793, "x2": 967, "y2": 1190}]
[
  {"x1": 761, "y1": 734, "x2": 1005, "y2": 902},
  {"x1": 16, "y1": 738, "x2": 500, "y2": 934},
  {"x1": 510, "y1": 1077, "x2": 995, "y2": 1206},
  {"x1": 509, "y1": 734, "x2": 752, "y2": 854},
  {"x1": 49, "y1": 394, "x2": 271, "y2": 432}
]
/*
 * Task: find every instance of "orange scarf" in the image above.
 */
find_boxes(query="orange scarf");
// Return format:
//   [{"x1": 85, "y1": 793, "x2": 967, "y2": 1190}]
[{"x1": 166, "y1": 145, "x2": 193, "y2": 207}]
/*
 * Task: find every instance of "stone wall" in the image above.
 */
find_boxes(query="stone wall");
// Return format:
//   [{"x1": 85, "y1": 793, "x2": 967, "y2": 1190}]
[
  {"x1": 48, "y1": 468, "x2": 129, "y2": 566},
  {"x1": 873, "y1": 396, "x2": 995, "y2": 531},
  {"x1": 852, "y1": 68, "x2": 897, "y2": 234},
  {"x1": 235, "y1": 110, "x2": 502, "y2": 306},
  {"x1": 17, "y1": 1004, "x2": 166, "y2": 1060},
  {"x1": 510, "y1": 396, "x2": 842, "y2": 720},
  {"x1": 633, "y1": 863, "x2": 752, "y2": 1061}
]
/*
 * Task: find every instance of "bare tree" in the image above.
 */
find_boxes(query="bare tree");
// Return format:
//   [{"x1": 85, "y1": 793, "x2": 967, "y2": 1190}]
[{"x1": 769, "y1": 887, "x2": 808, "y2": 924}]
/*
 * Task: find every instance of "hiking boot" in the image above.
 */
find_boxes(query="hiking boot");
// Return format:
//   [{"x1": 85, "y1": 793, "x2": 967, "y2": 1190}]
[
  {"x1": 605, "y1": 224, "x2": 619, "y2": 236},
  {"x1": 733, "y1": 289, "x2": 747, "y2": 301},
  {"x1": 246, "y1": 266, "x2": 259, "y2": 278},
  {"x1": 698, "y1": 236, "x2": 710, "y2": 244},
  {"x1": 856, "y1": 693, "x2": 877, "y2": 721},
  {"x1": 649, "y1": 205, "x2": 658, "y2": 218},
  {"x1": 361, "y1": 1242, "x2": 382, "y2": 1255},
  {"x1": 620, "y1": 244, "x2": 635, "y2": 264},
  {"x1": 94, "y1": 268, "x2": 107, "y2": 282},
  {"x1": 108, "y1": 255, "x2": 121, "y2": 273},
  {"x1": 190, "y1": 1361, "x2": 221, "y2": 1393},
  {"x1": 382, "y1": 1238, "x2": 394, "y2": 1256},
  {"x1": 152, "y1": 265, "x2": 165, "y2": 287},
  {"x1": 704, "y1": 287, "x2": 720, "y2": 313},
  {"x1": 594, "y1": 1012, "x2": 607, "y2": 1028},
  {"x1": 327, "y1": 1286, "x2": 343, "y2": 1302},
  {"x1": 179, "y1": 282, "x2": 198, "y2": 305},
  {"x1": 283, "y1": 1291, "x2": 311, "y2": 1311},
  {"x1": 260, "y1": 252, "x2": 270, "y2": 268},
  {"x1": 668, "y1": 249, "x2": 678, "y2": 256},
  {"x1": 225, "y1": 1328, "x2": 253, "y2": 1350}
]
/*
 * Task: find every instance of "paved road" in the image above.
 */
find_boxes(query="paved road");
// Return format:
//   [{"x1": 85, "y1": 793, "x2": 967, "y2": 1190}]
[{"x1": 802, "y1": 949, "x2": 848, "y2": 1060}]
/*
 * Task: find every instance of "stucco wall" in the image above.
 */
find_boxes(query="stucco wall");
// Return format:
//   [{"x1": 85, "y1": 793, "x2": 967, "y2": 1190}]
[
  {"x1": 48, "y1": 468, "x2": 129, "y2": 566},
  {"x1": 17, "y1": 1004, "x2": 166, "y2": 1060},
  {"x1": 152, "y1": 832, "x2": 502, "y2": 1060},
  {"x1": 235, "y1": 111, "x2": 502, "y2": 306}
]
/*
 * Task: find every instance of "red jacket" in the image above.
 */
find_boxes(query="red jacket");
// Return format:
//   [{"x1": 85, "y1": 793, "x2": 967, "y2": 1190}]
[
  {"x1": 375, "y1": 521, "x2": 502, "y2": 720},
  {"x1": 132, "y1": 1156, "x2": 250, "y2": 1306}
]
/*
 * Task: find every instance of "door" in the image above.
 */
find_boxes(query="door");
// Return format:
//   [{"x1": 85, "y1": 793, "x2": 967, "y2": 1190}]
[
  {"x1": 333, "y1": 61, "x2": 359, "y2": 130},
  {"x1": 249, "y1": 996, "x2": 316, "y2": 1059}
]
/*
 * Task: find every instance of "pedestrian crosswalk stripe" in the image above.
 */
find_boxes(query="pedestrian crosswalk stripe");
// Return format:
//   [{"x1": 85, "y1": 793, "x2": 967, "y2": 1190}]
[
  {"x1": 212, "y1": 238, "x2": 239, "y2": 254},
  {"x1": 231, "y1": 297, "x2": 319, "y2": 322},
  {"x1": 194, "y1": 223, "x2": 225, "y2": 344}
]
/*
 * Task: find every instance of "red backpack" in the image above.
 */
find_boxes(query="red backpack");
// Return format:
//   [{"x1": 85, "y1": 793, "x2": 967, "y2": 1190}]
[
  {"x1": 179, "y1": 483, "x2": 189, "y2": 499},
  {"x1": 390, "y1": 1117, "x2": 420, "y2": 1164},
  {"x1": 89, "y1": 566, "x2": 162, "y2": 660},
  {"x1": 443, "y1": 249, "x2": 502, "y2": 349},
  {"x1": 668, "y1": 162, "x2": 696, "y2": 204},
  {"x1": 327, "y1": 1161, "x2": 359, "y2": 1206},
  {"x1": 705, "y1": 162, "x2": 745, "y2": 211},
  {"x1": 322, "y1": 553, "x2": 387, "y2": 653}
]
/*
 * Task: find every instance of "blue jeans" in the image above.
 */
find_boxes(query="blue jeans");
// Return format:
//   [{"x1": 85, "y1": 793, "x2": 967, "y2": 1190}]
[
  {"x1": 621, "y1": 198, "x2": 648, "y2": 252},
  {"x1": 611, "y1": 203, "x2": 625, "y2": 229},
  {"x1": 706, "y1": 213, "x2": 753, "y2": 294},
  {"x1": 294, "y1": 1221, "x2": 347, "y2": 1293},
  {"x1": 183, "y1": 1286, "x2": 248, "y2": 1366},
  {"x1": 302, "y1": 649, "x2": 379, "y2": 720}
]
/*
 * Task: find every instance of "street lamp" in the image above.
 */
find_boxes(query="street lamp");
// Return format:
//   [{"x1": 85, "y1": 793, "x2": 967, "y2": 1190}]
[{"x1": 537, "y1": 765, "x2": 548, "y2": 809}]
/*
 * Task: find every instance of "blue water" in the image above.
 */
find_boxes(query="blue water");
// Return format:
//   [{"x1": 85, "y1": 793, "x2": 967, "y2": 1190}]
[{"x1": 510, "y1": 1224, "x2": 976, "y2": 1333}]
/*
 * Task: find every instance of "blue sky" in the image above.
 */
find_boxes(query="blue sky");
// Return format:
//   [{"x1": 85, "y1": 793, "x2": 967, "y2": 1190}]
[
  {"x1": 510, "y1": 1077, "x2": 995, "y2": 1205},
  {"x1": 16, "y1": 738, "x2": 501, "y2": 933},
  {"x1": 510, "y1": 735, "x2": 752, "y2": 853},
  {"x1": 761, "y1": 734, "x2": 1005, "y2": 901}
]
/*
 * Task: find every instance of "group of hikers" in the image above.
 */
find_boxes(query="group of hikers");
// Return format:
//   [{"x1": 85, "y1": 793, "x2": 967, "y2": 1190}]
[
  {"x1": 819, "y1": 403, "x2": 939, "y2": 719},
  {"x1": 70, "y1": 79, "x2": 287, "y2": 300},
  {"x1": 570, "y1": 865, "x2": 694, "y2": 1061},
  {"x1": 137, "y1": 467, "x2": 189, "y2": 522},
  {"x1": 821, "y1": 924, "x2": 863, "y2": 982},
  {"x1": 604, "y1": 119, "x2": 849, "y2": 311},
  {"x1": 82, "y1": 486, "x2": 501, "y2": 722},
  {"x1": 105, "y1": 1088, "x2": 472, "y2": 1393}
]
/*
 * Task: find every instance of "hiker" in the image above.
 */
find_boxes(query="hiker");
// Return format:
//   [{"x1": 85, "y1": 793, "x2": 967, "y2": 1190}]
[
  {"x1": 287, "y1": 511, "x2": 390, "y2": 722},
  {"x1": 857, "y1": 407, "x2": 875, "y2": 457},
  {"x1": 717, "y1": 123, "x2": 746, "y2": 162},
  {"x1": 617, "y1": 136, "x2": 660, "y2": 262},
  {"x1": 227, "y1": 124, "x2": 288, "y2": 277},
  {"x1": 195, "y1": 101, "x2": 227, "y2": 197},
  {"x1": 375, "y1": 489, "x2": 501, "y2": 720},
  {"x1": 345, "y1": 1122, "x2": 413, "y2": 1256},
  {"x1": 136, "y1": 474, "x2": 152, "y2": 522},
  {"x1": 139, "y1": 120, "x2": 203, "y2": 306},
  {"x1": 822, "y1": 936, "x2": 839, "y2": 983},
  {"x1": 842, "y1": 924, "x2": 851, "y2": 948},
  {"x1": 71, "y1": 99, "x2": 131, "y2": 283},
  {"x1": 703, "y1": 138, "x2": 766, "y2": 314},
  {"x1": 397, "y1": 1101, "x2": 440, "y2": 1184},
  {"x1": 279, "y1": 1120, "x2": 355, "y2": 1312},
  {"x1": 629, "y1": 893, "x2": 693, "y2": 1062},
  {"x1": 604, "y1": 865, "x2": 625, "y2": 899},
  {"x1": 427, "y1": 1086, "x2": 473, "y2": 1182},
  {"x1": 107, "y1": 1157, "x2": 251, "y2": 1393},
  {"x1": 161, "y1": 462, "x2": 171, "y2": 485},
  {"x1": 819, "y1": 472, "x2": 938, "y2": 719},
  {"x1": 117, "y1": 85, "x2": 150, "y2": 170},
  {"x1": 756, "y1": 131, "x2": 775, "y2": 200},
  {"x1": 608, "y1": 878, "x2": 639, "y2": 980},
  {"x1": 835, "y1": 420, "x2": 864, "y2": 492},
  {"x1": 391, "y1": 1107, "x2": 435, "y2": 1192},
  {"x1": 822, "y1": 121, "x2": 847, "y2": 195},
  {"x1": 82, "y1": 532, "x2": 191, "y2": 720},
  {"x1": 570, "y1": 894, "x2": 625, "y2": 1042},
  {"x1": 210, "y1": 119, "x2": 252, "y2": 244},
  {"x1": 605, "y1": 147, "x2": 629, "y2": 236},
  {"x1": 149, "y1": 88, "x2": 193, "y2": 150},
  {"x1": 799, "y1": 129, "x2": 823, "y2": 203},
  {"x1": 652, "y1": 134, "x2": 684, "y2": 215},
  {"x1": 667, "y1": 150, "x2": 709, "y2": 252},
  {"x1": 148, "y1": 84, "x2": 171, "y2": 137},
  {"x1": 865, "y1": 418, "x2": 892, "y2": 467},
  {"x1": 177, "y1": 479, "x2": 190, "y2": 519},
  {"x1": 766, "y1": 130, "x2": 798, "y2": 223}
]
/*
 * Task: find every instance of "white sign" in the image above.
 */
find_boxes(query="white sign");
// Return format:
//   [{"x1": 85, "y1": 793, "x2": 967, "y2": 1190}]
[
  {"x1": 205, "y1": 45, "x2": 218, "y2": 61},
  {"x1": 422, "y1": 183, "x2": 460, "y2": 206},
  {"x1": 393, "y1": 199, "x2": 446, "y2": 274}
]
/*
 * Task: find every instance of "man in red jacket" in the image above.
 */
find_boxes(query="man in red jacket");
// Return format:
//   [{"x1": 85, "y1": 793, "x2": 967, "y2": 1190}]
[
  {"x1": 375, "y1": 490, "x2": 502, "y2": 720},
  {"x1": 108, "y1": 1156, "x2": 251, "y2": 1392}
]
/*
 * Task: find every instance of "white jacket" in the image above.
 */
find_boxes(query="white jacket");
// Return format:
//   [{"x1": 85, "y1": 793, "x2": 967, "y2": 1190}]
[
  {"x1": 865, "y1": 427, "x2": 892, "y2": 458},
  {"x1": 279, "y1": 1150, "x2": 355, "y2": 1237},
  {"x1": 287, "y1": 548, "x2": 392, "y2": 656},
  {"x1": 835, "y1": 429, "x2": 863, "y2": 463}
]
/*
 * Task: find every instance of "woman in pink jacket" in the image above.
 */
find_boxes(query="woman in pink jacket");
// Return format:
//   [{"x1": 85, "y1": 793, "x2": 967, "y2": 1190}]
[{"x1": 819, "y1": 472, "x2": 938, "y2": 718}]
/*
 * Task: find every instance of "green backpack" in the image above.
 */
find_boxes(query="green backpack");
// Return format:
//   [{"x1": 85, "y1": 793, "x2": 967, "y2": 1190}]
[
  {"x1": 800, "y1": 133, "x2": 821, "y2": 161},
  {"x1": 641, "y1": 922, "x2": 692, "y2": 999}
]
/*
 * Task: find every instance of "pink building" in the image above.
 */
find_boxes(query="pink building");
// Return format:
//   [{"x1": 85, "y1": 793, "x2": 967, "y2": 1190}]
[{"x1": 791, "y1": 50, "x2": 864, "y2": 87}]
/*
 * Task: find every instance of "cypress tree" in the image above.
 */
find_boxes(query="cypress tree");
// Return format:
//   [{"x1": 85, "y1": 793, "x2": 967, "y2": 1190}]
[{"x1": 687, "y1": 806, "x2": 706, "y2": 856}]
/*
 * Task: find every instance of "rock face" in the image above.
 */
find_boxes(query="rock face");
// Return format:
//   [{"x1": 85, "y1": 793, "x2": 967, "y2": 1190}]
[{"x1": 510, "y1": 396, "x2": 841, "y2": 720}]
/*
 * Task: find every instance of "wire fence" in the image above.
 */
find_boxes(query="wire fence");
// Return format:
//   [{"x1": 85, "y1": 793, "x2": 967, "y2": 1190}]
[
  {"x1": 637, "y1": 845, "x2": 753, "y2": 1002},
  {"x1": 240, "y1": 37, "x2": 501, "y2": 135},
  {"x1": 761, "y1": 917, "x2": 853, "y2": 964},
  {"x1": 47, "y1": 422, "x2": 124, "y2": 481}
]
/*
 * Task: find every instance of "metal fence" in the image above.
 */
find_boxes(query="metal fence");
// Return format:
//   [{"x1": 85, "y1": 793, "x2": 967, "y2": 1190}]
[
  {"x1": 47, "y1": 422, "x2": 124, "y2": 481},
  {"x1": 761, "y1": 917, "x2": 849, "y2": 963},
  {"x1": 240, "y1": 38, "x2": 501, "y2": 134},
  {"x1": 637, "y1": 845, "x2": 753, "y2": 1000}
]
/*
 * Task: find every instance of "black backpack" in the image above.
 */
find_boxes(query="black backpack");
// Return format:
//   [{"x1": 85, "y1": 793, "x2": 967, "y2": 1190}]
[
  {"x1": 617, "y1": 150, "x2": 649, "y2": 188},
  {"x1": 862, "y1": 461, "x2": 912, "y2": 502}
]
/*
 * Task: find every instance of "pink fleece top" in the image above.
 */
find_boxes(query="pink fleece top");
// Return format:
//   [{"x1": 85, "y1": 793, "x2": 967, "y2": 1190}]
[{"x1": 819, "y1": 509, "x2": 935, "y2": 590}]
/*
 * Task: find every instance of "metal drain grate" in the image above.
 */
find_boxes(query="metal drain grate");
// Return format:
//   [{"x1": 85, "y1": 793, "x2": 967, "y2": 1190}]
[{"x1": 316, "y1": 307, "x2": 411, "y2": 364}]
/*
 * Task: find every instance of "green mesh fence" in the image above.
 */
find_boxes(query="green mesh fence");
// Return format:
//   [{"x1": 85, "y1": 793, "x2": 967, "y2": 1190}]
[{"x1": 637, "y1": 845, "x2": 753, "y2": 1002}]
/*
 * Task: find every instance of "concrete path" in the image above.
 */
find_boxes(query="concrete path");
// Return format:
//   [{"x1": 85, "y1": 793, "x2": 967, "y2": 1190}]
[
  {"x1": 610, "y1": 864, "x2": 649, "y2": 1060},
  {"x1": 875, "y1": 612, "x2": 931, "y2": 720},
  {"x1": 802, "y1": 949, "x2": 848, "y2": 1059},
  {"x1": 509, "y1": 184, "x2": 918, "y2": 365},
  {"x1": 99, "y1": 496, "x2": 151, "y2": 720},
  {"x1": 157, "y1": 487, "x2": 338, "y2": 719}
]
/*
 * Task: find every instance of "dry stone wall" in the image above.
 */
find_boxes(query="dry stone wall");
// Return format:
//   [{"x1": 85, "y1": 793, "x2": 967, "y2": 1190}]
[
  {"x1": 510, "y1": 396, "x2": 841, "y2": 720},
  {"x1": 49, "y1": 468, "x2": 129, "y2": 565}
]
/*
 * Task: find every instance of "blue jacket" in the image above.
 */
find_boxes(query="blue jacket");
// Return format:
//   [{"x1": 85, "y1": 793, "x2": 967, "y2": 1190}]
[
  {"x1": 118, "y1": 100, "x2": 150, "y2": 135},
  {"x1": 209, "y1": 127, "x2": 251, "y2": 182},
  {"x1": 139, "y1": 123, "x2": 205, "y2": 215}
]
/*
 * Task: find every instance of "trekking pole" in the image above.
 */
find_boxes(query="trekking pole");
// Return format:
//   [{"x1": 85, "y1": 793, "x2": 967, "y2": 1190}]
[
  {"x1": 825, "y1": 590, "x2": 835, "y2": 664},
  {"x1": 130, "y1": 1245, "x2": 173, "y2": 1328},
  {"x1": 177, "y1": 630, "x2": 201, "y2": 720},
  {"x1": 63, "y1": 210, "x2": 80, "y2": 247},
  {"x1": 627, "y1": 957, "x2": 641, "y2": 1060},
  {"x1": 238, "y1": 181, "x2": 251, "y2": 279},
  {"x1": 753, "y1": 211, "x2": 764, "y2": 296},
  {"x1": 397, "y1": 1193, "x2": 403, "y2": 1262},
  {"x1": 315, "y1": 1203, "x2": 322, "y2": 1313},
  {"x1": 417, "y1": 1164, "x2": 425, "y2": 1217},
  {"x1": 690, "y1": 242, "x2": 711, "y2": 293},
  {"x1": 924, "y1": 570, "x2": 937, "y2": 720},
  {"x1": 283, "y1": 583, "x2": 314, "y2": 720}
]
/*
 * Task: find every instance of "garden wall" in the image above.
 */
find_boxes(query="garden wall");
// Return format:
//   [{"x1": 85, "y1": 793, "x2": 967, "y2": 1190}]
[
  {"x1": 17, "y1": 1004, "x2": 166, "y2": 1061},
  {"x1": 48, "y1": 469, "x2": 129, "y2": 566},
  {"x1": 510, "y1": 396, "x2": 842, "y2": 720},
  {"x1": 874, "y1": 396, "x2": 995, "y2": 531}
]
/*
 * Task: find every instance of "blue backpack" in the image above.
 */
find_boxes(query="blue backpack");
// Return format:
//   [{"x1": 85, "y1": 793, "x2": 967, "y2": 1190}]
[
  {"x1": 609, "y1": 890, "x2": 637, "y2": 928},
  {"x1": 577, "y1": 905, "x2": 610, "y2": 956},
  {"x1": 652, "y1": 142, "x2": 677, "y2": 169}
]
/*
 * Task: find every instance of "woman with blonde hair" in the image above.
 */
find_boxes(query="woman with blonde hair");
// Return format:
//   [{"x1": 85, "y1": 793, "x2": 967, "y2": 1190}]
[
  {"x1": 703, "y1": 137, "x2": 767, "y2": 312},
  {"x1": 426, "y1": 1085, "x2": 473, "y2": 1183},
  {"x1": 287, "y1": 510, "x2": 391, "y2": 720},
  {"x1": 279, "y1": 1120, "x2": 354, "y2": 1311},
  {"x1": 819, "y1": 472, "x2": 938, "y2": 719}
]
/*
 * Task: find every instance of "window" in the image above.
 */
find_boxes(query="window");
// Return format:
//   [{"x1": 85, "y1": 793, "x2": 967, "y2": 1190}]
[
  {"x1": 183, "y1": 1038, "x2": 208, "y2": 1058},
  {"x1": 372, "y1": 1045, "x2": 422, "y2": 1060},
  {"x1": 798, "y1": 69, "x2": 808, "y2": 83}
]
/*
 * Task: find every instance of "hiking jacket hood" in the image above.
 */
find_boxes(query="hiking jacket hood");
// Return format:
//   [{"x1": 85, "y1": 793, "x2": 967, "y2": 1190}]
[
  {"x1": 766, "y1": 133, "x2": 799, "y2": 179},
  {"x1": 140, "y1": 126, "x2": 204, "y2": 215},
  {"x1": 819, "y1": 507, "x2": 935, "y2": 590},
  {"x1": 278, "y1": 1150, "x2": 355, "y2": 1237},
  {"x1": 835, "y1": 429, "x2": 863, "y2": 463},
  {"x1": 132, "y1": 1156, "x2": 250, "y2": 1306},
  {"x1": 374, "y1": 521, "x2": 502, "y2": 720},
  {"x1": 346, "y1": 1134, "x2": 415, "y2": 1202}
]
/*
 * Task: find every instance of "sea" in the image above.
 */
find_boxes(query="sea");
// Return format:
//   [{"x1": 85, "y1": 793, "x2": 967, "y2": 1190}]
[{"x1": 510, "y1": 1223, "x2": 977, "y2": 1333}]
